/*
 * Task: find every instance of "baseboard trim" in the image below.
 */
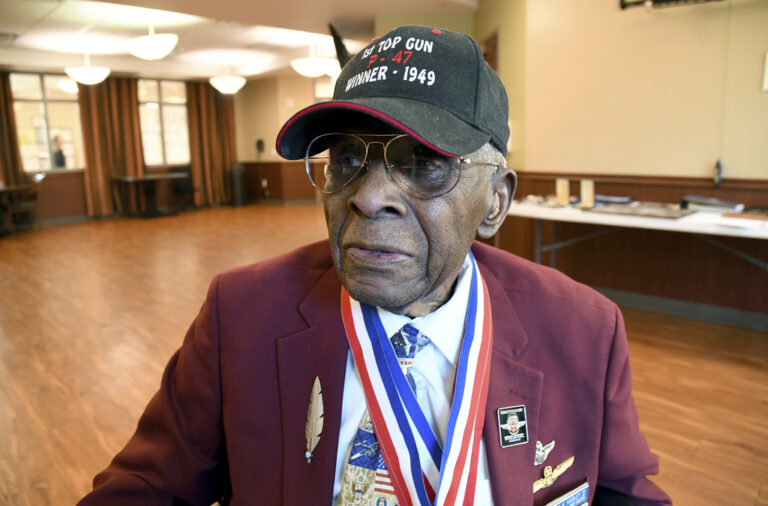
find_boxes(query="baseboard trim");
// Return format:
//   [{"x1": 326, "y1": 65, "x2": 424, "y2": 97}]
[
  {"x1": 594, "y1": 286, "x2": 768, "y2": 332},
  {"x1": 40, "y1": 215, "x2": 90, "y2": 227},
  {"x1": 249, "y1": 199, "x2": 319, "y2": 206}
]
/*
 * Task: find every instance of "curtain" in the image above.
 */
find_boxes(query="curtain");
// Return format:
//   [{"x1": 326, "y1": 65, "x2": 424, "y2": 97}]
[
  {"x1": 0, "y1": 72, "x2": 25, "y2": 186},
  {"x1": 186, "y1": 82, "x2": 236, "y2": 206},
  {"x1": 78, "y1": 77, "x2": 144, "y2": 217}
]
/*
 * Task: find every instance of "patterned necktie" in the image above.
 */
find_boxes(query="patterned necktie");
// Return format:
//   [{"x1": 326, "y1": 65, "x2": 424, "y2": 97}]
[{"x1": 338, "y1": 324, "x2": 431, "y2": 506}]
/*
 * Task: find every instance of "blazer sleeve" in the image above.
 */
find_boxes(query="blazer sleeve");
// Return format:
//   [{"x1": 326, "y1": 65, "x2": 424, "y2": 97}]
[
  {"x1": 596, "y1": 306, "x2": 672, "y2": 505},
  {"x1": 78, "y1": 276, "x2": 229, "y2": 506}
]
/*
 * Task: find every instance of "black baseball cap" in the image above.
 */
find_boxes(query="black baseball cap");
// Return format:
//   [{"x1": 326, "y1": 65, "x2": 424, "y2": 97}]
[{"x1": 276, "y1": 25, "x2": 509, "y2": 159}]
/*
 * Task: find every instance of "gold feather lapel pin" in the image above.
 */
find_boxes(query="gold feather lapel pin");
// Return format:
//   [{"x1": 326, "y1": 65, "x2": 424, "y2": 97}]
[{"x1": 305, "y1": 376, "x2": 324, "y2": 463}]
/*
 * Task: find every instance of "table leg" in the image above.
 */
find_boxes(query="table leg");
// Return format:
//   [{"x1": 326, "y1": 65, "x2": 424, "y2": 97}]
[
  {"x1": 0, "y1": 194, "x2": 11, "y2": 235},
  {"x1": 535, "y1": 219, "x2": 542, "y2": 264},
  {"x1": 141, "y1": 180, "x2": 159, "y2": 218},
  {"x1": 694, "y1": 234, "x2": 768, "y2": 272},
  {"x1": 551, "y1": 222, "x2": 557, "y2": 268},
  {"x1": 114, "y1": 180, "x2": 131, "y2": 217}
]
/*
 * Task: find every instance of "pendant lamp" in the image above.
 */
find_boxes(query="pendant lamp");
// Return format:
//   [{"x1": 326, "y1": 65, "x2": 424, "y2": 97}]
[
  {"x1": 65, "y1": 54, "x2": 110, "y2": 85},
  {"x1": 57, "y1": 79, "x2": 79, "y2": 94},
  {"x1": 128, "y1": 25, "x2": 179, "y2": 61},
  {"x1": 291, "y1": 46, "x2": 340, "y2": 78},
  {"x1": 209, "y1": 74, "x2": 246, "y2": 94}
]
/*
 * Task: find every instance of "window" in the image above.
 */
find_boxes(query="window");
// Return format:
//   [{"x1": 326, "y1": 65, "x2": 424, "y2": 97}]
[
  {"x1": 10, "y1": 73, "x2": 84, "y2": 172},
  {"x1": 138, "y1": 79, "x2": 190, "y2": 166}
]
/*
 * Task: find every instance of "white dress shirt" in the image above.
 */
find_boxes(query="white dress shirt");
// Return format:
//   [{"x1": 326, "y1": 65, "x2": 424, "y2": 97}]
[{"x1": 333, "y1": 254, "x2": 494, "y2": 505}]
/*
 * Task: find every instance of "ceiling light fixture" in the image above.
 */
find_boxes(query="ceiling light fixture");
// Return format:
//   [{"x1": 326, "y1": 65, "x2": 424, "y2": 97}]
[
  {"x1": 209, "y1": 74, "x2": 246, "y2": 94},
  {"x1": 128, "y1": 25, "x2": 178, "y2": 61},
  {"x1": 57, "y1": 79, "x2": 79, "y2": 94},
  {"x1": 291, "y1": 46, "x2": 340, "y2": 78},
  {"x1": 325, "y1": 62, "x2": 342, "y2": 79},
  {"x1": 65, "y1": 54, "x2": 110, "y2": 85}
]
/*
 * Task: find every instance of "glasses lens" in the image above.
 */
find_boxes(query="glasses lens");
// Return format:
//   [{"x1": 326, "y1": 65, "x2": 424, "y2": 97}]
[
  {"x1": 386, "y1": 136, "x2": 461, "y2": 197},
  {"x1": 307, "y1": 134, "x2": 367, "y2": 193}
]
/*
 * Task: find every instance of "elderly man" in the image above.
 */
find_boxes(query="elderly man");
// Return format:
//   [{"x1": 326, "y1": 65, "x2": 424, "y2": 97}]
[{"x1": 79, "y1": 26, "x2": 670, "y2": 505}]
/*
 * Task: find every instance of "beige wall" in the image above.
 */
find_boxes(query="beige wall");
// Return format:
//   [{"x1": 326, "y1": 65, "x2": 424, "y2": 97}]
[
  {"x1": 719, "y1": 1, "x2": 768, "y2": 180},
  {"x1": 476, "y1": 0, "x2": 527, "y2": 171},
  {"x1": 374, "y1": 14, "x2": 475, "y2": 37},
  {"x1": 480, "y1": 0, "x2": 767, "y2": 179},
  {"x1": 277, "y1": 75, "x2": 316, "y2": 135},
  {"x1": 234, "y1": 74, "x2": 314, "y2": 162},
  {"x1": 234, "y1": 78, "x2": 277, "y2": 162},
  {"x1": 237, "y1": 2, "x2": 767, "y2": 179}
]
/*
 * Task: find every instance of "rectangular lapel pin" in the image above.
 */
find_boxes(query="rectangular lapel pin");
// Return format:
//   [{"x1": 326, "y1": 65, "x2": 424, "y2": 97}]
[
  {"x1": 497, "y1": 405, "x2": 529, "y2": 448},
  {"x1": 543, "y1": 479, "x2": 588, "y2": 506}
]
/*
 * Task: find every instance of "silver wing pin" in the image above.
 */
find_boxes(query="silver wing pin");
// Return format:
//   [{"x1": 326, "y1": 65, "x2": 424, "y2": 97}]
[{"x1": 534, "y1": 440, "x2": 555, "y2": 465}]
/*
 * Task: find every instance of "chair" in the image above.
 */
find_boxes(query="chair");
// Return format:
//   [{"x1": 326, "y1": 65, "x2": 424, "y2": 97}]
[
  {"x1": 9, "y1": 172, "x2": 46, "y2": 230},
  {"x1": 170, "y1": 166, "x2": 196, "y2": 211}
]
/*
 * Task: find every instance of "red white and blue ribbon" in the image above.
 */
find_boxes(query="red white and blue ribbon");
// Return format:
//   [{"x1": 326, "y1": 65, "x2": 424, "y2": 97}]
[{"x1": 341, "y1": 252, "x2": 493, "y2": 506}]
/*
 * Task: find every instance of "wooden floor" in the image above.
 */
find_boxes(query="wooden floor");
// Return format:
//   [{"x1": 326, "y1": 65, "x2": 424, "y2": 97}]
[{"x1": 0, "y1": 205, "x2": 765, "y2": 505}]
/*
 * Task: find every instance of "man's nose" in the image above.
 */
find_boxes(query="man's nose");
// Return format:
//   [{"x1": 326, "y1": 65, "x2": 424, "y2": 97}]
[{"x1": 347, "y1": 158, "x2": 407, "y2": 218}]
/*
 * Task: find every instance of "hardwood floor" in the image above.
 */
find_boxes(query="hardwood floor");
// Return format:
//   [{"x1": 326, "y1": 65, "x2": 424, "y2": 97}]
[
  {"x1": 0, "y1": 204, "x2": 765, "y2": 505},
  {"x1": 624, "y1": 308, "x2": 768, "y2": 505}
]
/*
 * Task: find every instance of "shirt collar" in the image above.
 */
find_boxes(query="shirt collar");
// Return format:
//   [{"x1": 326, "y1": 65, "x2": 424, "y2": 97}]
[{"x1": 376, "y1": 253, "x2": 472, "y2": 368}]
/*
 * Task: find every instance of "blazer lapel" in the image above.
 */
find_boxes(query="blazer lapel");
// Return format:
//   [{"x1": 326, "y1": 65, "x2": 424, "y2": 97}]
[
  {"x1": 479, "y1": 261, "x2": 544, "y2": 506},
  {"x1": 276, "y1": 267, "x2": 349, "y2": 504}
]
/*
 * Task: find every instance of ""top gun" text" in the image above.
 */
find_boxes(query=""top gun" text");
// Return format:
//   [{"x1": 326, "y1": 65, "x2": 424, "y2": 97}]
[{"x1": 360, "y1": 36, "x2": 435, "y2": 60}]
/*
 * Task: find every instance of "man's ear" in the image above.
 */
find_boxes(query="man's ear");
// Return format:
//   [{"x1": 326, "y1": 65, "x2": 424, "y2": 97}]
[{"x1": 477, "y1": 168, "x2": 517, "y2": 239}]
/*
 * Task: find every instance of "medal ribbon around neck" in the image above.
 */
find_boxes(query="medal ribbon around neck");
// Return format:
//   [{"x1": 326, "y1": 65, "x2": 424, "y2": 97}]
[{"x1": 340, "y1": 252, "x2": 493, "y2": 506}]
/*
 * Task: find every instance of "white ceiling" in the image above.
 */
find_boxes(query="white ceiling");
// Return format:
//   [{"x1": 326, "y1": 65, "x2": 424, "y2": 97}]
[{"x1": 0, "y1": 0, "x2": 478, "y2": 81}]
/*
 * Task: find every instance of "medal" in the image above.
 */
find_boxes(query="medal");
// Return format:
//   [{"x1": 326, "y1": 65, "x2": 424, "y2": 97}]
[{"x1": 341, "y1": 252, "x2": 493, "y2": 506}]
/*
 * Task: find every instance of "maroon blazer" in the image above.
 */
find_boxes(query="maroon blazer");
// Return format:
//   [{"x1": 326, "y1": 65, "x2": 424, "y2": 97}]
[{"x1": 79, "y1": 241, "x2": 671, "y2": 505}]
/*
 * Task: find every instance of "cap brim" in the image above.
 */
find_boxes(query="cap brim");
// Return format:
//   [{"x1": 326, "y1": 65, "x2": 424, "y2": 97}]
[{"x1": 276, "y1": 99, "x2": 492, "y2": 160}]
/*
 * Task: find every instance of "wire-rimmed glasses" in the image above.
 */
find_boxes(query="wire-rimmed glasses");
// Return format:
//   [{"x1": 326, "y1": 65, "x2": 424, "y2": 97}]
[{"x1": 305, "y1": 133, "x2": 503, "y2": 198}]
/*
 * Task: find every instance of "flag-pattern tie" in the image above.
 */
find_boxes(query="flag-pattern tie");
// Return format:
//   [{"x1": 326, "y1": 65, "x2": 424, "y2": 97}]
[{"x1": 338, "y1": 324, "x2": 430, "y2": 506}]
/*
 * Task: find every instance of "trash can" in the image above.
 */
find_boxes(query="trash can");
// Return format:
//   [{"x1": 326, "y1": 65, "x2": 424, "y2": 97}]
[{"x1": 230, "y1": 163, "x2": 246, "y2": 206}]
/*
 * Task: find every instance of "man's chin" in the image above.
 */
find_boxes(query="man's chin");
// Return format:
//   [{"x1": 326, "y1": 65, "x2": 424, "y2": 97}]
[{"x1": 341, "y1": 277, "x2": 418, "y2": 316}]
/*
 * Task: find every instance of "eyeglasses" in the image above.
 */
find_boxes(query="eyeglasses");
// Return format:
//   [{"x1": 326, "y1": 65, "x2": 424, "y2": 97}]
[{"x1": 305, "y1": 133, "x2": 503, "y2": 198}]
